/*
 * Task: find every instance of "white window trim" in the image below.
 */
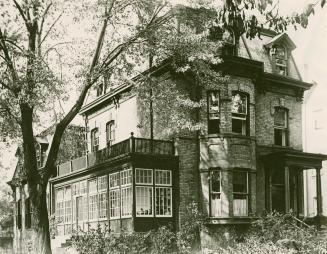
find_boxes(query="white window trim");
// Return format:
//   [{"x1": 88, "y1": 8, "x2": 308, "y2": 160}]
[
  {"x1": 155, "y1": 187, "x2": 173, "y2": 218},
  {"x1": 109, "y1": 188, "x2": 120, "y2": 220},
  {"x1": 135, "y1": 168, "x2": 153, "y2": 185},
  {"x1": 155, "y1": 169, "x2": 172, "y2": 186},
  {"x1": 121, "y1": 186, "x2": 133, "y2": 218},
  {"x1": 135, "y1": 186, "x2": 154, "y2": 217}
]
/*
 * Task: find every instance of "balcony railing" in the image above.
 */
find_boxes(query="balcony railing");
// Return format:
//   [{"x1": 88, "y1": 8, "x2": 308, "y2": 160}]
[{"x1": 57, "y1": 133, "x2": 174, "y2": 177}]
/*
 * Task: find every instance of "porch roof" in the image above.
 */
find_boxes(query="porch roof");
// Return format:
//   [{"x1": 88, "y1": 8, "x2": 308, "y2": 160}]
[{"x1": 258, "y1": 146, "x2": 327, "y2": 169}]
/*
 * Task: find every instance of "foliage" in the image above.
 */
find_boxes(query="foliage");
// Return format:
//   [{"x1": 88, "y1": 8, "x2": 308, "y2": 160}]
[{"x1": 204, "y1": 212, "x2": 327, "y2": 254}]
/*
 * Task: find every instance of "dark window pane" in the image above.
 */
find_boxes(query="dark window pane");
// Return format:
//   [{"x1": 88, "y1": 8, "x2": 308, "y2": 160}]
[
  {"x1": 274, "y1": 129, "x2": 283, "y2": 146},
  {"x1": 208, "y1": 119, "x2": 220, "y2": 134},
  {"x1": 232, "y1": 118, "x2": 245, "y2": 134},
  {"x1": 233, "y1": 172, "x2": 247, "y2": 193},
  {"x1": 211, "y1": 172, "x2": 221, "y2": 193}
]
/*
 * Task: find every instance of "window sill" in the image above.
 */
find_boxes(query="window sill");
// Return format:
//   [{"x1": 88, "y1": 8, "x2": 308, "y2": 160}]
[
  {"x1": 206, "y1": 216, "x2": 257, "y2": 225},
  {"x1": 205, "y1": 133, "x2": 256, "y2": 141}
]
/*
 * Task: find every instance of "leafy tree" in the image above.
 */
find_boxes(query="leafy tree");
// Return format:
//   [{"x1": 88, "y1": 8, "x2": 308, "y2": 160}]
[{"x1": 0, "y1": 0, "x2": 325, "y2": 253}]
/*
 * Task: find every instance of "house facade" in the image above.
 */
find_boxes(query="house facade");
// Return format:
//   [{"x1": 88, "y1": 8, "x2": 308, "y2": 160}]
[
  {"x1": 47, "y1": 28, "x2": 327, "y2": 248},
  {"x1": 10, "y1": 28, "x2": 327, "y2": 251}
]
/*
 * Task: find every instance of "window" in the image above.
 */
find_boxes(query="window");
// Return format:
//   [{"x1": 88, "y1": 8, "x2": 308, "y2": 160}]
[
  {"x1": 135, "y1": 168, "x2": 172, "y2": 217},
  {"x1": 91, "y1": 128, "x2": 99, "y2": 152},
  {"x1": 109, "y1": 169, "x2": 133, "y2": 219},
  {"x1": 210, "y1": 171, "x2": 222, "y2": 217},
  {"x1": 98, "y1": 176, "x2": 108, "y2": 219},
  {"x1": 96, "y1": 83, "x2": 104, "y2": 97},
  {"x1": 88, "y1": 179, "x2": 98, "y2": 221},
  {"x1": 231, "y1": 92, "x2": 248, "y2": 135},
  {"x1": 274, "y1": 107, "x2": 288, "y2": 146},
  {"x1": 16, "y1": 199, "x2": 22, "y2": 229},
  {"x1": 55, "y1": 188, "x2": 64, "y2": 223},
  {"x1": 233, "y1": 171, "x2": 248, "y2": 216},
  {"x1": 136, "y1": 186, "x2": 153, "y2": 216},
  {"x1": 106, "y1": 121, "x2": 115, "y2": 146},
  {"x1": 207, "y1": 91, "x2": 220, "y2": 134},
  {"x1": 64, "y1": 186, "x2": 72, "y2": 223},
  {"x1": 273, "y1": 45, "x2": 287, "y2": 76},
  {"x1": 135, "y1": 168, "x2": 152, "y2": 185}
]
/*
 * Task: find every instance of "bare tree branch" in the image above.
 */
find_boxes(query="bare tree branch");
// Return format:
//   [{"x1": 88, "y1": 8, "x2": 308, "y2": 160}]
[
  {"x1": 12, "y1": 0, "x2": 29, "y2": 28},
  {"x1": 39, "y1": 11, "x2": 64, "y2": 46}
]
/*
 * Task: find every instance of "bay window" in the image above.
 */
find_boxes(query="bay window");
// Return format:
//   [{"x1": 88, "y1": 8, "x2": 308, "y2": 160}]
[
  {"x1": 207, "y1": 91, "x2": 220, "y2": 134},
  {"x1": 233, "y1": 171, "x2": 248, "y2": 216},
  {"x1": 231, "y1": 92, "x2": 248, "y2": 135},
  {"x1": 274, "y1": 107, "x2": 288, "y2": 146}
]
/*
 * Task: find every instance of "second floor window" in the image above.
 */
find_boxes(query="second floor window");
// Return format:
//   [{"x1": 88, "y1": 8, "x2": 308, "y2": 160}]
[
  {"x1": 106, "y1": 121, "x2": 115, "y2": 146},
  {"x1": 207, "y1": 91, "x2": 220, "y2": 134},
  {"x1": 91, "y1": 128, "x2": 99, "y2": 152},
  {"x1": 274, "y1": 107, "x2": 288, "y2": 146},
  {"x1": 231, "y1": 92, "x2": 248, "y2": 135}
]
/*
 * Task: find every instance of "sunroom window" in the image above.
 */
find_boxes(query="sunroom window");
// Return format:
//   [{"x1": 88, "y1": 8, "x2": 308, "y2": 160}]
[
  {"x1": 274, "y1": 107, "x2": 288, "y2": 146},
  {"x1": 135, "y1": 168, "x2": 172, "y2": 217},
  {"x1": 231, "y1": 92, "x2": 248, "y2": 135},
  {"x1": 233, "y1": 171, "x2": 248, "y2": 216},
  {"x1": 207, "y1": 91, "x2": 220, "y2": 134}
]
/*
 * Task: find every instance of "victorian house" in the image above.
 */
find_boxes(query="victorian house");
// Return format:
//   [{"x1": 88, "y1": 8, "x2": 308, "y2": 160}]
[{"x1": 10, "y1": 27, "x2": 327, "y2": 250}]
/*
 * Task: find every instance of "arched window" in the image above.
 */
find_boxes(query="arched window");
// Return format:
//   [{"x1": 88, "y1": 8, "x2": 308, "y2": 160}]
[
  {"x1": 91, "y1": 128, "x2": 99, "y2": 152},
  {"x1": 106, "y1": 120, "x2": 115, "y2": 146},
  {"x1": 231, "y1": 91, "x2": 249, "y2": 135},
  {"x1": 274, "y1": 107, "x2": 288, "y2": 146}
]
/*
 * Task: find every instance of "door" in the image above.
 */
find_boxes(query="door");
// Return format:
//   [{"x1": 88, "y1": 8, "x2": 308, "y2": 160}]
[{"x1": 271, "y1": 168, "x2": 286, "y2": 213}]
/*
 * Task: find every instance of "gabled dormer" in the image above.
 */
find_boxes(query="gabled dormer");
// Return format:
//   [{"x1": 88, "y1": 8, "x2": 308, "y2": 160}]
[{"x1": 264, "y1": 32, "x2": 296, "y2": 77}]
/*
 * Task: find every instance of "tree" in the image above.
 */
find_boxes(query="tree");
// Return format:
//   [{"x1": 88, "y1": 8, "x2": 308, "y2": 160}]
[{"x1": 0, "y1": 0, "x2": 324, "y2": 253}]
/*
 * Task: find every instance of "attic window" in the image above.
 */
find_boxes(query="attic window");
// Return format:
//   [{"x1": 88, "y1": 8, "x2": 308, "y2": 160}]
[{"x1": 271, "y1": 45, "x2": 287, "y2": 76}]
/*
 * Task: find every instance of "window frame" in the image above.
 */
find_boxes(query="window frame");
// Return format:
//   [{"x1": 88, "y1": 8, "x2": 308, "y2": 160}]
[
  {"x1": 273, "y1": 45, "x2": 288, "y2": 76},
  {"x1": 209, "y1": 170, "x2": 222, "y2": 217},
  {"x1": 232, "y1": 170, "x2": 249, "y2": 217},
  {"x1": 207, "y1": 90, "x2": 220, "y2": 135},
  {"x1": 106, "y1": 120, "x2": 115, "y2": 146},
  {"x1": 88, "y1": 178, "x2": 98, "y2": 222},
  {"x1": 231, "y1": 91, "x2": 249, "y2": 136},
  {"x1": 91, "y1": 128, "x2": 99, "y2": 152},
  {"x1": 273, "y1": 107, "x2": 289, "y2": 146}
]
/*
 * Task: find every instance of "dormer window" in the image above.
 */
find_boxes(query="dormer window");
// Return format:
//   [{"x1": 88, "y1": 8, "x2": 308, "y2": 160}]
[
  {"x1": 96, "y1": 83, "x2": 104, "y2": 97},
  {"x1": 273, "y1": 45, "x2": 288, "y2": 76}
]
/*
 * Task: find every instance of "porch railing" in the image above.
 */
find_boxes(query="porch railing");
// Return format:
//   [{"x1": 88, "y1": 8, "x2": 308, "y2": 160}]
[{"x1": 57, "y1": 133, "x2": 174, "y2": 177}]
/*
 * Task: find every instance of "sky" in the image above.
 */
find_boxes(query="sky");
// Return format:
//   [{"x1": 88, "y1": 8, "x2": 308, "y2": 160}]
[{"x1": 0, "y1": 0, "x2": 326, "y2": 182}]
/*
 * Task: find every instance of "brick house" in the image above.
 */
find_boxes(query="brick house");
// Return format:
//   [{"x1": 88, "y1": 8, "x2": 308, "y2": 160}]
[{"x1": 10, "y1": 28, "x2": 327, "y2": 249}]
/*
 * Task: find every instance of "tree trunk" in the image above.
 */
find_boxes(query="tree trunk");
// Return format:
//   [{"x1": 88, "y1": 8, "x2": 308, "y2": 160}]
[{"x1": 31, "y1": 184, "x2": 52, "y2": 254}]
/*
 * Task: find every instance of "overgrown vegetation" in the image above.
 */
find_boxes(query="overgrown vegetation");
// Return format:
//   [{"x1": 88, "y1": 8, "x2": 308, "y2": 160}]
[{"x1": 72, "y1": 208, "x2": 327, "y2": 254}]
